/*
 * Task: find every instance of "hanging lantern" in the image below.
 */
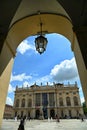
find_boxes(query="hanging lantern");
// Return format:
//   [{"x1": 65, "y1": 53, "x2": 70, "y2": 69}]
[{"x1": 35, "y1": 23, "x2": 48, "y2": 54}]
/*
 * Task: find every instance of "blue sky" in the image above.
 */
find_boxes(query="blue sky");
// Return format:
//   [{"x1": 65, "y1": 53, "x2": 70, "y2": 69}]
[{"x1": 6, "y1": 33, "x2": 84, "y2": 105}]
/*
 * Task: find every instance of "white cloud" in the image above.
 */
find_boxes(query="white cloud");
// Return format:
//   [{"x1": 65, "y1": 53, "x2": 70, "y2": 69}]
[
  {"x1": 80, "y1": 97, "x2": 85, "y2": 104},
  {"x1": 35, "y1": 75, "x2": 52, "y2": 85},
  {"x1": 6, "y1": 97, "x2": 13, "y2": 106},
  {"x1": 17, "y1": 39, "x2": 35, "y2": 54},
  {"x1": 8, "y1": 84, "x2": 15, "y2": 93},
  {"x1": 29, "y1": 58, "x2": 79, "y2": 85},
  {"x1": 23, "y1": 81, "x2": 31, "y2": 87},
  {"x1": 10, "y1": 73, "x2": 32, "y2": 82},
  {"x1": 79, "y1": 85, "x2": 83, "y2": 93},
  {"x1": 50, "y1": 58, "x2": 79, "y2": 82}
]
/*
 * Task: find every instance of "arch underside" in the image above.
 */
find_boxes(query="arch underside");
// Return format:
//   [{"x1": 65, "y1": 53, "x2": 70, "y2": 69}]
[
  {"x1": 7, "y1": 14, "x2": 73, "y2": 54},
  {"x1": 1, "y1": 0, "x2": 87, "y2": 128}
]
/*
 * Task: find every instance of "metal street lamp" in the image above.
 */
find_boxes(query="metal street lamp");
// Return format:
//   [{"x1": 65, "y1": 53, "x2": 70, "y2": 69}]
[{"x1": 35, "y1": 23, "x2": 48, "y2": 54}]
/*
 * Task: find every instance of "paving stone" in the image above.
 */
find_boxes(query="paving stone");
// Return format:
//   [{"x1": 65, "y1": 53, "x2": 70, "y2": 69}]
[{"x1": 1, "y1": 119, "x2": 87, "y2": 130}]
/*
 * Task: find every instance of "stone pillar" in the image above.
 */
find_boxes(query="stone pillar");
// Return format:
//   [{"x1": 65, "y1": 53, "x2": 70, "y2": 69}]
[
  {"x1": 63, "y1": 92, "x2": 67, "y2": 106},
  {"x1": 25, "y1": 95, "x2": 28, "y2": 108},
  {"x1": 55, "y1": 90, "x2": 59, "y2": 115},
  {"x1": 48, "y1": 108, "x2": 50, "y2": 118},
  {"x1": 32, "y1": 92, "x2": 34, "y2": 107},
  {"x1": 32, "y1": 92, "x2": 35, "y2": 118},
  {"x1": 47, "y1": 93, "x2": 50, "y2": 118},
  {"x1": 0, "y1": 41, "x2": 14, "y2": 128},
  {"x1": 47, "y1": 93, "x2": 49, "y2": 107},
  {"x1": 40, "y1": 93, "x2": 42, "y2": 106},
  {"x1": 41, "y1": 93, "x2": 43, "y2": 114},
  {"x1": 72, "y1": 27, "x2": 87, "y2": 106},
  {"x1": 69, "y1": 92, "x2": 74, "y2": 107}
]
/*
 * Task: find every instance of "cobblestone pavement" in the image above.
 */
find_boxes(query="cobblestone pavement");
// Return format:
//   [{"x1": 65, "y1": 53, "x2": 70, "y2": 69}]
[{"x1": 1, "y1": 119, "x2": 87, "y2": 130}]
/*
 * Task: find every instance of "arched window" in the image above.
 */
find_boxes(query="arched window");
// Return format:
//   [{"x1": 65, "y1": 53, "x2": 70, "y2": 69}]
[
  {"x1": 66, "y1": 97, "x2": 71, "y2": 106},
  {"x1": 28, "y1": 99, "x2": 32, "y2": 107},
  {"x1": 21, "y1": 99, "x2": 25, "y2": 107},
  {"x1": 59, "y1": 97, "x2": 63, "y2": 106},
  {"x1": 73, "y1": 96, "x2": 78, "y2": 106},
  {"x1": 15, "y1": 99, "x2": 19, "y2": 107}
]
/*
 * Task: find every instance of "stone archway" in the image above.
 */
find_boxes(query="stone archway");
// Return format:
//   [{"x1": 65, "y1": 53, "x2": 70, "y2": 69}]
[{"x1": 0, "y1": 13, "x2": 87, "y2": 127}]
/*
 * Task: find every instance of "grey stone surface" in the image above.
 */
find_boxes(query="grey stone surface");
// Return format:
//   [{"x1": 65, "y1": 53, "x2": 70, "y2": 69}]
[{"x1": 1, "y1": 119, "x2": 87, "y2": 130}]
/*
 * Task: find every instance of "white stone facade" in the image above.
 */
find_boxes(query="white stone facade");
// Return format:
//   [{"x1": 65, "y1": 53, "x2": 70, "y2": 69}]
[{"x1": 13, "y1": 82, "x2": 83, "y2": 119}]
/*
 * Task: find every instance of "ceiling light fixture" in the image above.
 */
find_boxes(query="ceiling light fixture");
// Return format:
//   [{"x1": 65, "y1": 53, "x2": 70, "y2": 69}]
[{"x1": 35, "y1": 22, "x2": 48, "y2": 54}]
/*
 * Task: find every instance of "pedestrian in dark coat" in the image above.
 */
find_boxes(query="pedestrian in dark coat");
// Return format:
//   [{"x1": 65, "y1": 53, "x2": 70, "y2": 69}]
[{"x1": 18, "y1": 118, "x2": 25, "y2": 130}]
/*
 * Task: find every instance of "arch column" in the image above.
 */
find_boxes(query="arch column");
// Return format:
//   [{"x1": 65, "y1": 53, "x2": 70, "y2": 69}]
[
  {"x1": 0, "y1": 40, "x2": 14, "y2": 128},
  {"x1": 72, "y1": 26, "x2": 87, "y2": 106}
]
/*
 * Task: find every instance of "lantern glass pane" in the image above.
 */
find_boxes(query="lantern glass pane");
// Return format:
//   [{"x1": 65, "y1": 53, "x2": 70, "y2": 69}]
[{"x1": 35, "y1": 35, "x2": 48, "y2": 54}]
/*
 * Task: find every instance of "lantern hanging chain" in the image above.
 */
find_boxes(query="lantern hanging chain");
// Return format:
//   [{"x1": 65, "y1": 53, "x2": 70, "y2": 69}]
[
  {"x1": 38, "y1": 11, "x2": 43, "y2": 36},
  {"x1": 40, "y1": 22, "x2": 42, "y2": 36}
]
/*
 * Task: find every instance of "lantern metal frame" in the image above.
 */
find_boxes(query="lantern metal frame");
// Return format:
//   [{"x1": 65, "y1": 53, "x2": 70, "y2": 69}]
[{"x1": 35, "y1": 23, "x2": 48, "y2": 54}]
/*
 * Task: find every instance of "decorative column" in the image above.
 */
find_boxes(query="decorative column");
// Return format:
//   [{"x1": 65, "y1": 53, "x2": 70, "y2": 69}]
[
  {"x1": 0, "y1": 41, "x2": 14, "y2": 128},
  {"x1": 73, "y1": 26, "x2": 87, "y2": 107}
]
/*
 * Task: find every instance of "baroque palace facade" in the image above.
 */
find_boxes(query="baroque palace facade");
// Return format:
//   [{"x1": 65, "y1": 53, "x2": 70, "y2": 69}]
[{"x1": 13, "y1": 82, "x2": 83, "y2": 119}]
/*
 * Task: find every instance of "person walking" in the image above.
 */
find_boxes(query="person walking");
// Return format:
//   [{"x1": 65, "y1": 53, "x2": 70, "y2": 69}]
[
  {"x1": 56, "y1": 114, "x2": 60, "y2": 122},
  {"x1": 18, "y1": 118, "x2": 25, "y2": 130}
]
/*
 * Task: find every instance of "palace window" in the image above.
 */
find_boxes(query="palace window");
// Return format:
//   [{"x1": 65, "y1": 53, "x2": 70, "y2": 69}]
[
  {"x1": 59, "y1": 93, "x2": 62, "y2": 95},
  {"x1": 28, "y1": 99, "x2": 32, "y2": 107},
  {"x1": 59, "y1": 97, "x2": 63, "y2": 106},
  {"x1": 42, "y1": 93, "x2": 48, "y2": 106},
  {"x1": 15, "y1": 99, "x2": 19, "y2": 107},
  {"x1": 21, "y1": 99, "x2": 25, "y2": 107},
  {"x1": 35, "y1": 93, "x2": 41, "y2": 106},
  {"x1": 66, "y1": 97, "x2": 71, "y2": 106},
  {"x1": 73, "y1": 96, "x2": 78, "y2": 106},
  {"x1": 73, "y1": 92, "x2": 76, "y2": 95},
  {"x1": 49, "y1": 93, "x2": 55, "y2": 106}
]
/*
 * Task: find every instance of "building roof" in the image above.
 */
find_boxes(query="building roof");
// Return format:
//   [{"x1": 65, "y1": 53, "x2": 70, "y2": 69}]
[
  {"x1": 5, "y1": 104, "x2": 13, "y2": 108},
  {"x1": 15, "y1": 82, "x2": 78, "y2": 93}
]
